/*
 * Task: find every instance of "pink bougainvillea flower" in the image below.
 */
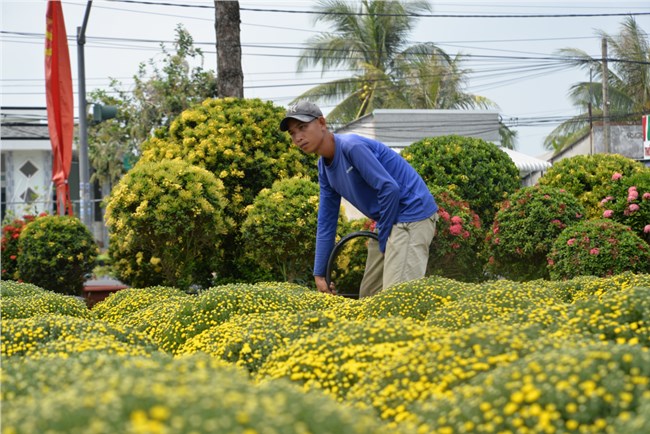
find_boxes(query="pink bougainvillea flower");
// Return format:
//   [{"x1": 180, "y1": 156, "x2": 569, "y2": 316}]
[
  {"x1": 463, "y1": 230, "x2": 470, "y2": 239},
  {"x1": 590, "y1": 248, "x2": 599, "y2": 255},
  {"x1": 451, "y1": 216, "x2": 463, "y2": 225},
  {"x1": 439, "y1": 210, "x2": 450, "y2": 221},
  {"x1": 603, "y1": 210, "x2": 614, "y2": 218},
  {"x1": 567, "y1": 238, "x2": 575, "y2": 246},
  {"x1": 628, "y1": 186, "x2": 638, "y2": 193},
  {"x1": 644, "y1": 224, "x2": 650, "y2": 234},
  {"x1": 643, "y1": 192, "x2": 650, "y2": 200},
  {"x1": 547, "y1": 258, "x2": 554, "y2": 266},
  {"x1": 600, "y1": 196, "x2": 614, "y2": 205},
  {"x1": 612, "y1": 172, "x2": 622, "y2": 180},
  {"x1": 629, "y1": 204, "x2": 640, "y2": 212}
]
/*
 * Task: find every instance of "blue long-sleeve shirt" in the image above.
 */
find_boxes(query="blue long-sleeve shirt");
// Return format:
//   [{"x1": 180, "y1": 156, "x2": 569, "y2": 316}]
[{"x1": 314, "y1": 133, "x2": 438, "y2": 277}]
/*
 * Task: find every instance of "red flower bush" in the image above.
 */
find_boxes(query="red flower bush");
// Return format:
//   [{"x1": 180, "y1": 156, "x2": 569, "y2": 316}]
[
  {"x1": 599, "y1": 169, "x2": 650, "y2": 244},
  {"x1": 427, "y1": 186, "x2": 486, "y2": 282},
  {"x1": 1, "y1": 214, "x2": 41, "y2": 281},
  {"x1": 485, "y1": 185, "x2": 585, "y2": 281},
  {"x1": 548, "y1": 219, "x2": 650, "y2": 279}
]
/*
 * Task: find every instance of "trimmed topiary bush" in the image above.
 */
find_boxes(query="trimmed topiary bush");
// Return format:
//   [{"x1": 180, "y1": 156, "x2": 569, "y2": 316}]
[
  {"x1": 241, "y1": 177, "x2": 347, "y2": 285},
  {"x1": 547, "y1": 219, "x2": 650, "y2": 280},
  {"x1": 401, "y1": 135, "x2": 520, "y2": 224},
  {"x1": 105, "y1": 159, "x2": 231, "y2": 290},
  {"x1": 485, "y1": 185, "x2": 585, "y2": 281},
  {"x1": 16, "y1": 215, "x2": 98, "y2": 296},
  {"x1": 599, "y1": 169, "x2": 650, "y2": 244},
  {"x1": 139, "y1": 97, "x2": 318, "y2": 282},
  {"x1": 1, "y1": 214, "x2": 38, "y2": 281},
  {"x1": 538, "y1": 153, "x2": 645, "y2": 218},
  {"x1": 427, "y1": 185, "x2": 486, "y2": 282}
]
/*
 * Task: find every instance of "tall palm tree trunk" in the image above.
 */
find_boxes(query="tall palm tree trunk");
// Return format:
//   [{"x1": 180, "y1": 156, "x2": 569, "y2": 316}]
[{"x1": 214, "y1": 1, "x2": 243, "y2": 98}]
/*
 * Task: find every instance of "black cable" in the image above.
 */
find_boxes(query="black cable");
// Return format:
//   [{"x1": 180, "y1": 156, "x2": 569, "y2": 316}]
[{"x1": 325, "y1": 230, "x2": 378, "y2": 299}]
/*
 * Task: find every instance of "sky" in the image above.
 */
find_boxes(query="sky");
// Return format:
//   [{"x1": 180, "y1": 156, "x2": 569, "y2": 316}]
[{"x1": 1, "y1": 0, "x2": 649, "y2": 157}]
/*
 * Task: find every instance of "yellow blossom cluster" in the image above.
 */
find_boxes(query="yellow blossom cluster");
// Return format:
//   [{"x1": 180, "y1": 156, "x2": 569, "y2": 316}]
[{"x1": 2, "y1": 273, "x2": 650, "y2": 433}]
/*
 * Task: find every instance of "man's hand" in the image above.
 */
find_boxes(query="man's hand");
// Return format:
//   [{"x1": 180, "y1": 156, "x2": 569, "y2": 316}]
[{"x1": 314, "y1": 276, "x2": 336, "y2": 295}]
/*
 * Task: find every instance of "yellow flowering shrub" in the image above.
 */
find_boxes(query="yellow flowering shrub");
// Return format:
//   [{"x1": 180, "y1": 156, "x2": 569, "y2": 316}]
[
  {"x1": 412, "y1": 342, "x2": 650, "y2": 433},
  {"x1": 119, "y1": 282, "x2": 345, "y2": 354},
  {"x1": 139, "y1": 98, "x2": 318, "y2": 283},
  {"x1": 91, "y1": 286, "x2": 187, "y2": 322},
  {"x1": 105, "y1": 159, "x2": 231, "y2": 290},
  {"x1": 353, "y1": 276, "x2": 471, "y2": 321},
  {"x1": 0, "y1": 281, "x2": 90, "y2": 320},
  {"x1": 0, "y1": 280, "x2": 45, "y2": 297},
  {"x1": 564, "y1": 285, "x2": 650, "y2": 347},
  {"x1": 3, "y1": 273, "x2": 650, "y2": 433},
  {"x1": 2, "y1": 352, "x2": 396, "y2": 434},
  {"x1": 344, "y1": 322, "x2": 589, "y2": 427},
  {"x1": 427, "y1": 279, "x2": 565, "y2": 330},
  {"x1": 1, "y1": 314, "x2": 158, "y2": 358},
  {"x1": 256, "y1": 317, "x2": 430, "y2": 402},
  {"x1": 16, "y1": 215, "x2": 98, "y2": 296},
  {"x1": 179, "y1": 310, "x2": 339, "y2": 373}
]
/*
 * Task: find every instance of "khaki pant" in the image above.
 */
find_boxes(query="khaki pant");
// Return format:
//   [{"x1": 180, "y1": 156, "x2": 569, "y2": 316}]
[{"x1": 359, "y1": 213, "x2": 438, "y2": 298}]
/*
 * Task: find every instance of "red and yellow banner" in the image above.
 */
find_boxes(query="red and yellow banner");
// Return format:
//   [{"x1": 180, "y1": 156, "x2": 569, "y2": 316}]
[{"x1": 45, "y1": 0, "x2": 74, "y2": 215}]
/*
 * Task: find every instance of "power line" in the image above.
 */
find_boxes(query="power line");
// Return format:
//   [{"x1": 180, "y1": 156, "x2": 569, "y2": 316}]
[{"x1": 105, "y1": 0, "x2": 650, "y2": 19}]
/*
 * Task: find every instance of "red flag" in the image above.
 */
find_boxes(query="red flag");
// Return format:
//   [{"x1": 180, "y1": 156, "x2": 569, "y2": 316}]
[{"x1": 45, "y1": 0, "x2": 74, "y2": 216}]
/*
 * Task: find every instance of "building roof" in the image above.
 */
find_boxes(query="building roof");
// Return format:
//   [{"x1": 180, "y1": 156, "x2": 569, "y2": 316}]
[
  {"x1": 499, "y1": 147, "x2": 552, "y2": 174},
  {"x1": 335, "y1": 109, "x2": 501, "y2": 144}
]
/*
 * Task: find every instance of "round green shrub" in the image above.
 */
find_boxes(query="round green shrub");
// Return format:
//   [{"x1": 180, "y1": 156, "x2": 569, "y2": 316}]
[
  {"x1": 241, "y1": 177, "x2": 348, "y2": 285},
  {"x1": 139, "y1": 97, "x2": 318, "y2": 282},
  {"x1": 329, "y1": 217, "x2": 373, "y2": 297},
  {"x1": 547, "y1": 219, "x2": 650, "y2": 280},
  {"x1": 401, "y1": 135, "x2": 520, "y2": 224},
  {"x1": 538, "y1": 153, "x2": 645, "y2": 218},
  {"x1": 427, "y1": 185, "x2": 486, "y2": 282},
  {"x1": 105, "y1": 159, "x2": 231, "y2": 290},
  {"x1": 599, "y1": 169, "x2": 650, "y2": 244},
  {"x1": 1, "y1": 214, "x2": 37, "y2": 281},
  {"x1": 485, "y1": 185, "x2": 585, "y2": 281},
  {"x1": 16, "y1": 215, "x2": 98, "y2": 296}
]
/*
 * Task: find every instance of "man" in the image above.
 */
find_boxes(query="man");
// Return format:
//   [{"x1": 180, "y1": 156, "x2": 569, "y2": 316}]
[{"x1": 280, "y1": 101, "x2": 438, "y2": 297}]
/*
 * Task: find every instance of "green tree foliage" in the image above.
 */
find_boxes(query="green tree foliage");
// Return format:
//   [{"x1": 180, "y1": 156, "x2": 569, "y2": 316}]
[
  {"x1": 139, "y1": 98, "x2": 317, "y2": 282},
  {"x1": 485, "y1": 185, "x2": 585, "y2": 282},
  {"x1": 401, "y1": 135, "x2": 520, "y2": 224},
  {"x1": 548, "y1": 219, "x2": 650, "y2": 279},
  {"x1": 538, "y1": 153, "x2": 645, "y2": 218},
  {"x1": 545, "y1": 17, "x2": 650, "y2": 150},
  {"x1": 105, "y1": 160, "x2": 231, "y2": 290},
  {"x1": 241, "y1": 177, "x2": 348, "y2": 285},
  {"x1": 16, "y1": 216, "x2": 98, "y2": 296},
  {"x1": 87, "y1": 25, "x2": 217, "y2": 189}
]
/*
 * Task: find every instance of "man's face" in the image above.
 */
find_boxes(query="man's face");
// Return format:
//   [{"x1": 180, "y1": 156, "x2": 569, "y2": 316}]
[{"x1": 286, "y1": 117, "x2": 324, "y2": 154}]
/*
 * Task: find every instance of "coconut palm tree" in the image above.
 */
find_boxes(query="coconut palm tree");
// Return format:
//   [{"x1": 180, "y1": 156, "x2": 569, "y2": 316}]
[
  {"x1": 293, "y1": 0, "x2": 507, "y2": 143},
  {"x1": 544, "y1": 16, "x2": 650, "y2": 151}
]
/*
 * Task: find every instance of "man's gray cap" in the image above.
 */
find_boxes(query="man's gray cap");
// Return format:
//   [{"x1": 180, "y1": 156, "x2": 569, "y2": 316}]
[{"x1": 279, "y1": 101, "x2": 323, "y2": 131}]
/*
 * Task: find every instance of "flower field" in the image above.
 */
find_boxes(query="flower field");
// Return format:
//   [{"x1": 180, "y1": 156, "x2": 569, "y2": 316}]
[{"x1": 2, "y1": 274, "x2": 650, "y2": 434}]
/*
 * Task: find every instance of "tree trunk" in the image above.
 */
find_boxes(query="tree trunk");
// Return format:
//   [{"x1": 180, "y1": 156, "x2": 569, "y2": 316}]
[{"x1": 214, "y1": 1, "x2": 244, "y2": 98}]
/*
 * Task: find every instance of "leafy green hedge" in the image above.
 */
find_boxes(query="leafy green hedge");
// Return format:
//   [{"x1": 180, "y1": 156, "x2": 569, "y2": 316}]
[{"x1": 402, "y1": 135, "x2": 520, "y2": 224}]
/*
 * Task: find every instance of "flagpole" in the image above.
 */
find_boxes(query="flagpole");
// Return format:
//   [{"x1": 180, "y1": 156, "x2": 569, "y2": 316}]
[{"x1": 77, "y1": 1, "x2": 93, "y2": 230}]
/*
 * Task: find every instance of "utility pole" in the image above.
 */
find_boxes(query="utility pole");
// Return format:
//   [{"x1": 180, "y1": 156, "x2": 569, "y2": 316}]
[
  {"x1": 77, "y1": 1, "x2": 93, "y2": 230},
  {"x1": 602, "y1": 37, "x2": 611, "y2": 153}
]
